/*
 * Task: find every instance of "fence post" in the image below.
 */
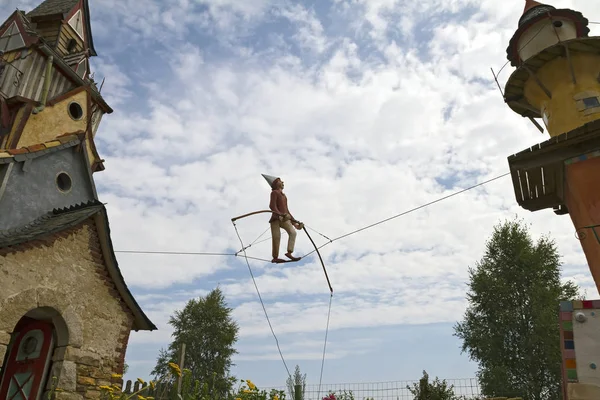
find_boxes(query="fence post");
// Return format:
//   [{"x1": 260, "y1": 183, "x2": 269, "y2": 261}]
[
  {"x1": 177, "y1": 343, "x2": 186, "y2": 395},
  {"x1": 124, "y1": 380, "x2": 132, "y2": 393},
  {"x1": 294, "y1": 384, "x2": 302, "y2": 400}
]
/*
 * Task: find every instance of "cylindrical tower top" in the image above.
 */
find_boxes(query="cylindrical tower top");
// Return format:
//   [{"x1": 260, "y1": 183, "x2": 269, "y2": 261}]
[{"x1": 506, "y1": 1, "x2": 589, "y2": 67}]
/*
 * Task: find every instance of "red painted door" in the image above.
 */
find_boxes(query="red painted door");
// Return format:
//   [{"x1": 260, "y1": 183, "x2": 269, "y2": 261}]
[{"x1": 0, "y1": 319, "x2": 54, "y2": 400}]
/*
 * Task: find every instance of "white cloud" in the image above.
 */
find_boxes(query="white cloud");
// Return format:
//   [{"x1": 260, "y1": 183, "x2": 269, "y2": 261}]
[
  {"x1": 276, "y1": 4, "x2": 329, "y2": 54},
  {"x1": 4, "y1": 0, "x2": 600, "y2": 385},
  {"x1": 89, "y1": 0, "x2": 600, "y2": 355}
]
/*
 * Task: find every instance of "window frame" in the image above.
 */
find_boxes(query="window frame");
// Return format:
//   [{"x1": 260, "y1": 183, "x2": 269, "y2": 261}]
[
  {"x1": 574, "y1": 91, "x2": 600, "y2": 116},
  {"x1": 68, "y1": 10, "x2": 84, "y2": 40},
  {"x1": 0, "y1": 21, "x2": 26, "y2": 53}
]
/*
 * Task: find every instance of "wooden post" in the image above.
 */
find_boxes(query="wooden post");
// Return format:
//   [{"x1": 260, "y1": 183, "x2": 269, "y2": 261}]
[
  {"x1": 294, "y1": 384, "x2": 302, "y2": 400},
  {"x1": 177, "y1": 343, "x2": 186, "y2": 395}
]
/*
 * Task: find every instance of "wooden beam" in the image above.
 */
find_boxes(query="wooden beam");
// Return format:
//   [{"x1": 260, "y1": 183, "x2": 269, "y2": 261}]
[
  {"x1": 508, "y1": 137, "x2": 600, "y2": 170},
  {"x1": 508, "y1": 100, "x2": 540, "y2": 115},
  {"x1": 504, "y1": 94, "x2": 523, "y2": 102},
  {"x1": 529, "y1": 117, "x2": 544, "y2": 133},
  {"x1": 524, "y1": 66, "x2": 552, "y2": 99},
  {"x1": 176, "y1": 343, "x2": 186, "y2": 395},
  {"x1": 563, "y1": 43, "x2": 577, "y2": 84},
  {"x1": 0, "y1": 162, "x2": 14, "y2": 202},
  {"x1": 553, "y1": 204, "x2": 568, "y2": 215},
  {"x1": 518, "y1": 194, "x2": 563, "y2": 211}
]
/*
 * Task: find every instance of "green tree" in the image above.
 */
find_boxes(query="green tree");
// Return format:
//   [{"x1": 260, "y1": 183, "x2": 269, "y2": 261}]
[
  {"x1": 406, "y1": 370, "x2": 458, "y2": 400},
  {"x1": 286, "y1": 365, "x2": 306, "y2": 399},
  {"x1": 454, "y1": 218, "x2": 580, "y2": 400},
  {"x1": 151, "y1": 287, "x2": 240, "y2": 397}
]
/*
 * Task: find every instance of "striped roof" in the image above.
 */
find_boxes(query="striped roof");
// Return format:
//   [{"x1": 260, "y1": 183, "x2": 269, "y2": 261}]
[
  {"x1": 0, "y1": 132, "x2": 84, "y2": 163},
  {"x1": 26, "y1": 0, "x2": 79, "y2": 19}
]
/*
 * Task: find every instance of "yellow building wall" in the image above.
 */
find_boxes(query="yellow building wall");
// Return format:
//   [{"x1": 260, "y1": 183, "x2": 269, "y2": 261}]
[
  {"x1": 16, "y1": 89, "x2": 88, "y2": 148},
  {"x1": 523, "y1": 52, "x2": 600, "y2": 137},
  {"x1": 85, "y1": 138, "x2": 96, "y2": 170}
]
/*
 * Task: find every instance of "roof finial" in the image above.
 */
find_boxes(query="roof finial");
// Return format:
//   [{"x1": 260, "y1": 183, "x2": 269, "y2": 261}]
[{"x1": 524, "y1": 0, "x2": 544, "y2": 14}]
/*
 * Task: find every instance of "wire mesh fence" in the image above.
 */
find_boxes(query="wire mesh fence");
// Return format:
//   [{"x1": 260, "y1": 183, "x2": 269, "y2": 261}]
[
  {"x1": 266, "y1": 378, "x2": 485, "y2": 400},
  {"x1": 123, "y1": 377, "x2": 527, "y2": 399}
]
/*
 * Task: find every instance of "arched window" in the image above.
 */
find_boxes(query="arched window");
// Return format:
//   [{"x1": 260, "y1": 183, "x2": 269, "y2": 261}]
[{"x1": 0, "y1": 308, "x2": 67, "y2": 399}]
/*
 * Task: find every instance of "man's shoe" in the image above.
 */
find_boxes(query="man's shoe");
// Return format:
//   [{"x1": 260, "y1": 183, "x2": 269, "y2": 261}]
[{"x1": 285, "y1": 252, "x2": 301, "y2": 261}]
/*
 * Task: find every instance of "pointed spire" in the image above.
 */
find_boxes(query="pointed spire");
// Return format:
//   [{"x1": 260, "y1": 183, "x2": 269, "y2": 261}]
[
  {"x1": 261, "y1": 174, "x2": 279, "y2": 188},
  {"x1": 518, "y1": 0, "x2": 556, "y2": 27},
  {"x1": 523, "y1": 0, "x2": 544, "y2": 14}
]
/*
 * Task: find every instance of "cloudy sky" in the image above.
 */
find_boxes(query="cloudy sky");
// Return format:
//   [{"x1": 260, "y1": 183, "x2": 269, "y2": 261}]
[{"x1": 3, "y1": 0, "x2": 600, "y2": 393}]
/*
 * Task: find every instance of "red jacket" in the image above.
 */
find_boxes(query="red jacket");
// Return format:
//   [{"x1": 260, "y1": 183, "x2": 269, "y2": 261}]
[{"x1": 269, "y1": 189, "x2": 293, "y2": 223}]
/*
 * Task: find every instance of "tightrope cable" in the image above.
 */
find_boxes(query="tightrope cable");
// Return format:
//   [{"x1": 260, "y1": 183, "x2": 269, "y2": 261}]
[
  {"x1": 114, "y1": 250, "x2": 235, "y2": 256},
  {"x1": 305, "y1": 224, "x2": 333, "y2": 242},
  {"x1": 115, "y1": 172, "x2": 510, "y2": 259},
  {"x1": 301, "y1": 172, "x2": 511, "y2": 259},
  {"x1": 317, "y1": 293, "x2": 333, "y2": 400},
  {"x1": 232, "y1": 220, "x2": 292, "y2": 379},
  {"x1": 336, "y1": 173, "x2": 509, "y2": 242},
  {"x1": 236, "y1": 226, "x2": 271, "y2": 254},
  {"x1": 231, "y1": 214, "x2": 334, "y2": 390}
]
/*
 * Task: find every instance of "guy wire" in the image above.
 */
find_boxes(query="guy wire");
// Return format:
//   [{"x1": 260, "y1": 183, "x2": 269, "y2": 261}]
[
  {"x1": 317, "y1": 293, "x2": 333, "y2": 400},
  {"x1": 232, "y1": 221, "x2": 292, "y2": 379}
]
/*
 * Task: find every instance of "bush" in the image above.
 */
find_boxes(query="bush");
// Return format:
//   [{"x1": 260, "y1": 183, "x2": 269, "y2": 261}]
[
  {"x1": 321, "y1": 390, "x2": 373, "y2": 400},
  {"x1": 46, "y1": 363, "x2": 286, "y2": 400}
]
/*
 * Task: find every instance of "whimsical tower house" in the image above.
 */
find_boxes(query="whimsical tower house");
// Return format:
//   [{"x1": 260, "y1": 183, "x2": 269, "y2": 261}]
[
  {"x1": 504, "y1": 1, "x2": 600, "y2": 399},
  {"x1": 505, "y1": 0, "x2": 600, "y2": 286},
  {"x1": 0, "y1": 0, "x2": 156, "y2": 399}
]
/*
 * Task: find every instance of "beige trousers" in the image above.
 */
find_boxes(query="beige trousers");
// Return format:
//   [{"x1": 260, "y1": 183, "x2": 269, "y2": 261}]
[{"x1": 271, "y1": 218, "x2": 297, "y2": 258}]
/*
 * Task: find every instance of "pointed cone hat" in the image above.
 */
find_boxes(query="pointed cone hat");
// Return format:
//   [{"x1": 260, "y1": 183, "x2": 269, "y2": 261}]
[{"x1": 261, "y1": 174, "x2": 279, "y2": 188}]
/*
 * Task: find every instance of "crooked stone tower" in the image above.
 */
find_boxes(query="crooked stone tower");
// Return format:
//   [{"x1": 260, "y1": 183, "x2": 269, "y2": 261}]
[{"x1": 0, "y1": 1, "x2": 155, "y2": 398}]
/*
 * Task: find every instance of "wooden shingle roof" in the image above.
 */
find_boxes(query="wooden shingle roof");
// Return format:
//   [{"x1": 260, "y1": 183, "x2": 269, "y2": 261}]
[
  {"x1": 26, "y1": 0, "x2": 79, "y2": 19},
  {"x1": 26, "y1": 0, "x2": 98, "y2": 57}
]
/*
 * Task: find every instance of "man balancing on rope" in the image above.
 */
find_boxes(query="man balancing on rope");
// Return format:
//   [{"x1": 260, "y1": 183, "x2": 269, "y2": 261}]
[{"x1": 262, "y1": 174, "x2": 304, "y2": 263}]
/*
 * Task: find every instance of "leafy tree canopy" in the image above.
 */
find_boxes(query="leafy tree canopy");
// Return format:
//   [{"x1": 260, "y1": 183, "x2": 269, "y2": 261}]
[
  {"x1": 454, "y1": 218, "x2": 580, "y2": 400},
  {"x1": 152, "y1": 287, "x2": 240, "y2": 397}
]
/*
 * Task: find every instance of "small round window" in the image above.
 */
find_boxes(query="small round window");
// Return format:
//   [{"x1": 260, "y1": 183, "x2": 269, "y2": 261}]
[
  {"x1": 56, "y1": 172, "x2": 72, "y2": 192},
  {"x1": 68, "y1": 101, "x2": 84, "y2": 120}
]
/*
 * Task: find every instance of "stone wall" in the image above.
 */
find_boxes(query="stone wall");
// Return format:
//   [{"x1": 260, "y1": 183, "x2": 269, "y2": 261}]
[{"x1": 0, "y1": 218, "x2": 135, "y2": 399}]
